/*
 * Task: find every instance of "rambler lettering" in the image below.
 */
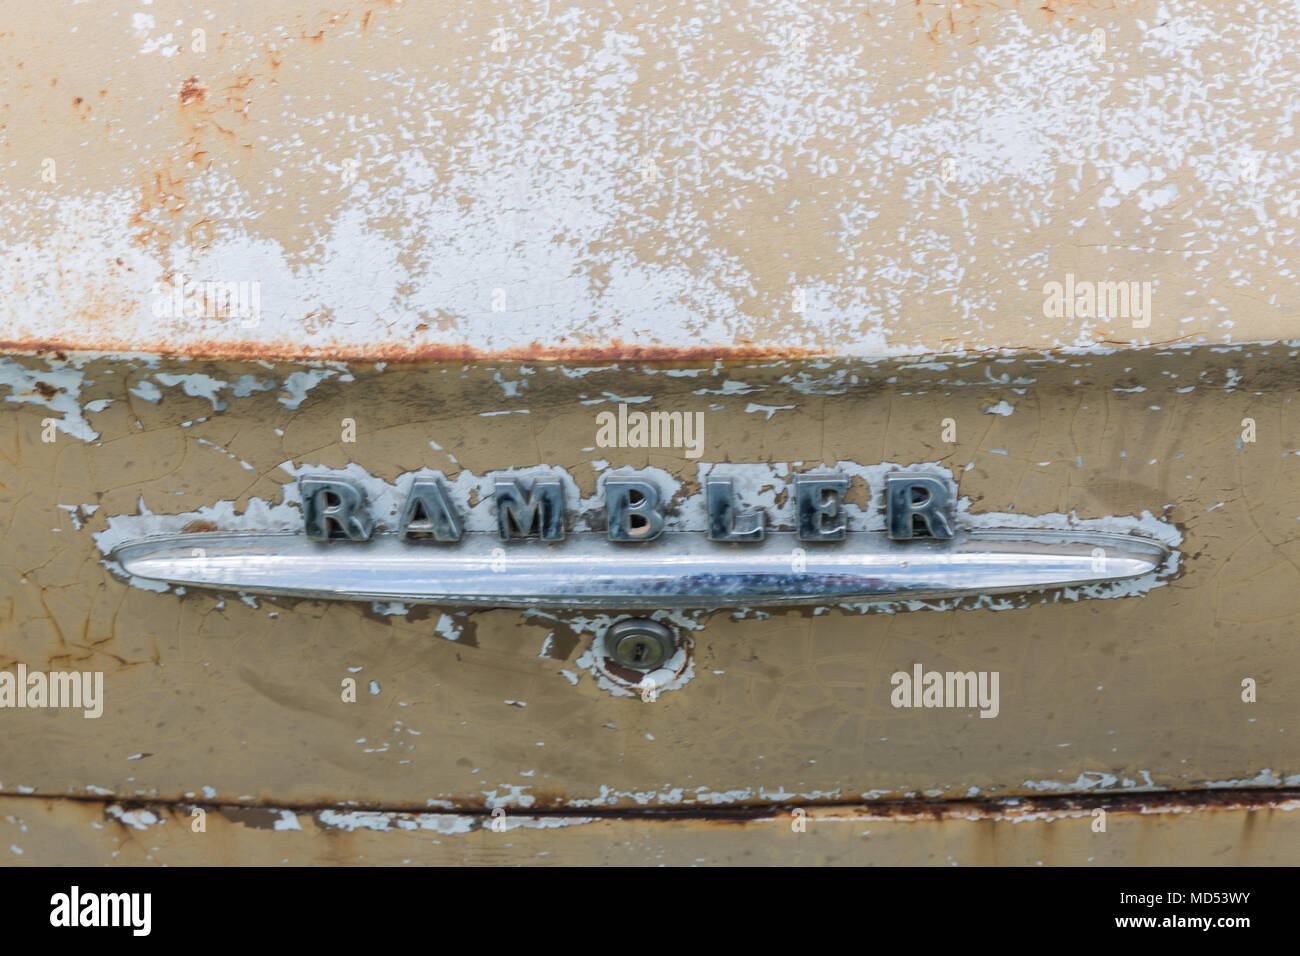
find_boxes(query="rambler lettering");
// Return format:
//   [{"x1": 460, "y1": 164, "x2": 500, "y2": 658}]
[
  {"x1": 300, "y1": 472, "x2": 953, "y2": 543},
  {"x1": 110, "y1": 466, "x2": 1172, "y2": 609}
]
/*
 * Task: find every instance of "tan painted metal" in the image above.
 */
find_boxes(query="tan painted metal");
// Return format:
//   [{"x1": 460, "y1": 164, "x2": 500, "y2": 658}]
[
  {"x1": 3, "y1": 0, "x2": 1298, "y2": 863},
  {"x1": 1, "y1": 0, "x2": 1295, "y2": 359},
  {"x1": 4, "y1": 794, "x2": 1298, "y2": 866},
  {"x1": 1, "y1": 347, "x2": 1295, "y2": 813}
]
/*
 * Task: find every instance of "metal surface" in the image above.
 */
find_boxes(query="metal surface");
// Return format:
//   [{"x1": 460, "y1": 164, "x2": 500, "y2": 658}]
[
  {"x1": 109, "y1": 528, "x2": 1168, "y2": 609},
  {"x1": 706, "y1": 478, "x2": 767, "y2": 542},
  {"x1": 1, "y1": 1, "x2": 1296, "y2": 362},
  {"x1": 0, "y1": 348, "x2": 1284, "y2": 812},
  {"x1": 887, "y1": 475, "x2": 954, "y2": 540},
  {"x1": 604, "y1": 619, "x2": 677, "y2": 671},
  {"x1": 5, "y1": 790, "x2": 1300, "y2": 866},
  {"x1": 294, "y1": 470, "x2": 976, "y2": 544},
  {"x1": 1, "y1": 347, "x2": 1289, "y2": 812},
  {"x1": 2, "y1": 0, "x2": 1298, "y2": 866}
]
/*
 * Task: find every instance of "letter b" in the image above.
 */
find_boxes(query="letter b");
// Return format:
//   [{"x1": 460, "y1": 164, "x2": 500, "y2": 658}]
[{"x1": 606, "y1": 478, "x2": 665, "y2": 541}]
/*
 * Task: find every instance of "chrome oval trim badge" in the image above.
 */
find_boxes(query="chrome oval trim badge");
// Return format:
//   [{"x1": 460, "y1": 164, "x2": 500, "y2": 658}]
[
  {"x1": 102, "y1": 464, "x2": 1180, "y2": 610},
  {"x1": 111, "y1": 529, "x2": 1166, "y2": 608}
]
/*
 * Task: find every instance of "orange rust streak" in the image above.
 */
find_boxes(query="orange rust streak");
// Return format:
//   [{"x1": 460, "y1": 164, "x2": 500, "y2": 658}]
[
  {"x1": 179, "y1": 76, "x2": 206, "y2": 105},
  {"x1": 0, "y1": 335, "x2": 827, "y2": 364},
  {"x1": 3, "y1": 786, "x2": 1296, "y2": 823},
  {"x1": 0, "y1": 333, "x2": 1186, "y2": 365}
]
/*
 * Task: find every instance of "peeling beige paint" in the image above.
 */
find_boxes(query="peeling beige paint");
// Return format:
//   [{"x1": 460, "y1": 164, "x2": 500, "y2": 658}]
[
  {"x1": 0, "y1": 346, "x2": 1297, "y2": 810},
  {"x1": 1, "y1": 0, "x2": 1297, "y2": 361},
  {"x1": 2, "y1": 0, "x2": 1299, "y2": 864},
  {"x1": 3, "y1": 792, "x2": 1300, "y2": 865}
]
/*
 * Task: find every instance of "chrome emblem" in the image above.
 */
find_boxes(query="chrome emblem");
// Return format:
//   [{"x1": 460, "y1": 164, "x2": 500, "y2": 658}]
[
  {"x1": 108, "y1": 466, "x2": 1177, "y2": 610},
  {"x1": 301, "y1": 473, "x2": 952, "y2": 543}
]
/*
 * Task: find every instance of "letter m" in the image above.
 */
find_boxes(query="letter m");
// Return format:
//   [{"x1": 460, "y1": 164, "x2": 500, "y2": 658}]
[
  {"x1": 204, "y1": 280, "x2": 242, "y2": 318},
  {"x1": 51, "y1": 672, "x2": 81, "y2": 709},
  {"x1": 946, "y1": 671, "x2": 977, "y2": 708},
  {"x1": 101, "y1": 893, "x2": 130, "y2": 926},
  {"x1": 494, "y1": 478, "x2": 566, "y2": 541},
  {"x1": 650, "y1": 411, "x2": 682, "y2": 448},
  {"x1": 1096, "y1": 281, "x2": 1130, "y2": 319}
]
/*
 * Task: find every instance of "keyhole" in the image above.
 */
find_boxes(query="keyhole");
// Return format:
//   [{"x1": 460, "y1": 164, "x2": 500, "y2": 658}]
[{"x1": 604, "y1": 618, "x2": 677, "y2": 672}]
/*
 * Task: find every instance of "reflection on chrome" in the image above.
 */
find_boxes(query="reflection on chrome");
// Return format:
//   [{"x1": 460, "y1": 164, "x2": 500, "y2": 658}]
[{"x1": 111, "y1": 529, "x2": 1170, "y2": 610}]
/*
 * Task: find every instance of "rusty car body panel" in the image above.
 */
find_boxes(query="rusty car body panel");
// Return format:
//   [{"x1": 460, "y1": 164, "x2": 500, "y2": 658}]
[{"x1": 2, "y1": 0, "x2": 1298, "y2": 864}]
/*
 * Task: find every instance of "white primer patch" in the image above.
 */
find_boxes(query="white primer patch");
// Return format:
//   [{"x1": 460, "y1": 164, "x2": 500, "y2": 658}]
[
  {"x1": 0, "y1": 358, "x2": 100, "y2": 441},
  {"x1": 105, "y1": 806, "x2": 164, "y2": 830},
  {"x1": 314, "y1": 808, "x2": 592, "y2": 834}
]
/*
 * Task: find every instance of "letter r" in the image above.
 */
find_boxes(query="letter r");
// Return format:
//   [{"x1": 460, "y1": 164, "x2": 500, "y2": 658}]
[
  {"x1": 886, "y1": 475, "x2": 953, "y2": 540},
  {"x1": 300, "y1": 477, "x2": 373, "y2": 541}
]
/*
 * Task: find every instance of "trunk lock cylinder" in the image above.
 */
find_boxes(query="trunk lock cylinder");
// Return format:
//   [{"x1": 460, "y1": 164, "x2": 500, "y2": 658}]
[{"x1": 603, "y1": 618, "x2": 676, "y2": 671}]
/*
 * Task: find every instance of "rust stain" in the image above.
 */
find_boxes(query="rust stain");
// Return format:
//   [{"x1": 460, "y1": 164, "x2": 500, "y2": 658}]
[
  {"x1": 0, "y1": 329, "x2": 1211, "y2": 365},
  {"x1": 910, "y1": 0, "x2": 1134, "y2": 47},
  {"x1": 119, "y1": 5, "x2": 382, "y2": 263},
  {"x1": 8, "y1": 792, "x2": 1298, "y2": 865},
  {"x1": 0, "y1": 335, "x2": 827, "y2": 364},
  {"x1": 178, "y1": 76, "x2": 206, "y2": 106},
  {"x1": 0, "y1": 347, "x2": 1292, "y2": 814},
  {"x1": 12, "y1": 786, "x2": 1300, "y2": 825}
]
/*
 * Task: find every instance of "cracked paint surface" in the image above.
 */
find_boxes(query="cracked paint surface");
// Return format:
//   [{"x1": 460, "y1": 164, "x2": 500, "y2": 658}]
[
  {"x1": 1, "y1": 0, "x2": 1298, "y2": 360},
  {"x1": 0, "y1": 346, "x2": 1297, "y2": 812},
  {"x1": 2, "y1": 791, "x2": 1300, "y2": 866},
  {"x1": 2, "y1": 0, "x2": 1298, "y2": 837}
]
